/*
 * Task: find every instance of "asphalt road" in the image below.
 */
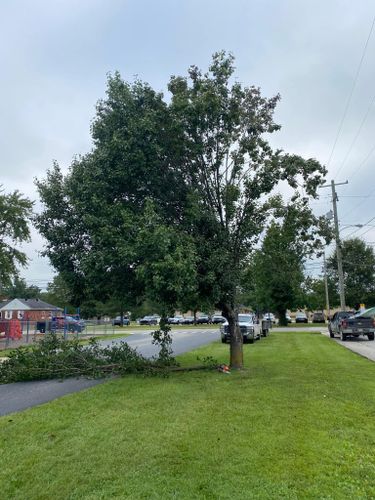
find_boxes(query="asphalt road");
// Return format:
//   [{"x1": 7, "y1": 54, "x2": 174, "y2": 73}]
[{"x1": 0, "y1": 328, "x2": 220, "y2": 416}]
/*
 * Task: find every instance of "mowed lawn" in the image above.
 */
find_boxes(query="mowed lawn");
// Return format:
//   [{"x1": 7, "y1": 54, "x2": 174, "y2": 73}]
[{"x1": 1, "y1": 331, "x2": 375, "y2": 499}]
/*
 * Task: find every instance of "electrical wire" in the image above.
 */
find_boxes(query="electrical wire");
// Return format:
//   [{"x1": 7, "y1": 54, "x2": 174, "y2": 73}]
[
  {"x1": 344, "y1": 215, "x2": 375, "y2": 238},
  {"x1": 326, "y1": 13, "x2": 375, "y2": 169},
  {"x1": 340, "y1": 184, "x2": 375, "y2": 220},
  {"x1": 334, "y1": 93, "x2": 375, "y2": 178},
  {"x1": 355, "y1": 223, "x2": 375, "y2": 239}
]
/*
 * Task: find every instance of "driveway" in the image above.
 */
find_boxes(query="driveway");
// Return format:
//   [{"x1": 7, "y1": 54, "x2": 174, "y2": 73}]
[
  {"x1": 0, "y1": 328, "x2": 220, "y2": 416},
  {"x1": 321, "y1": 330, "x2": 375, "y2": 362}
]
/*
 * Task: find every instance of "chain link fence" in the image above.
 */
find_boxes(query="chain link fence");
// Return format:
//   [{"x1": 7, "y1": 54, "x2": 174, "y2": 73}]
[{"x1": 0, "y1": 319, "x2": 119, "y2": 351}]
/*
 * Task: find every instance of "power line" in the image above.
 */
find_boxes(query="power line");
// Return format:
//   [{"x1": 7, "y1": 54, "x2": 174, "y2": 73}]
[
  {"x1": 340, "y1": 184, "x2": 375, "y2": 220},
  {"x1": 327, "y1": 13, "x2": 375, "y2": 169},
  {"x1": 356, "y1": 223, "x2": 375, "y2": 239},
  {"x1": 334, "y1": 93, "x2": 375, "y2": 178},
  {"x1": 348, "y1": 143, "x2": 375, "y2": 180},
  {"x1": 344, "y1": 215, "x2": 375, "y2": 238}
]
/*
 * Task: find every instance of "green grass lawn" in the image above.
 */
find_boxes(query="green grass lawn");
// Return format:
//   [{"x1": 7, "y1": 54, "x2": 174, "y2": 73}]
[
  {"x1": 1, "y1": 331, "x2": 375, "y2": 499},
  {"x1": 274, "y1": 322, "x2": 327, "y2": 328}
]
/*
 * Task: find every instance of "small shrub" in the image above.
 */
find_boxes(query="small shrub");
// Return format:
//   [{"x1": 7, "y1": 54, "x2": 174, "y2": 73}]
[{"x1": 151, "y1": 322, "x2": 177, "y2": 367}]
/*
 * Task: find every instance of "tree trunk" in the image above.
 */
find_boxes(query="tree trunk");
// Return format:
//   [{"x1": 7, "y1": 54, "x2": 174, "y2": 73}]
[
  {"x1": 278, "y1": 309, "x2": 287, "y2": 327},
  {"x1": 223, "y1": 304, "x2": 243, "y2": 370}
]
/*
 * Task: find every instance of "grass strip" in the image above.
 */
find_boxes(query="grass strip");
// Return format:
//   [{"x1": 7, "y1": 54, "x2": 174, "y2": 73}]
[{"x1": 0, "y1": 330, "x2": 374, "y2": 499}]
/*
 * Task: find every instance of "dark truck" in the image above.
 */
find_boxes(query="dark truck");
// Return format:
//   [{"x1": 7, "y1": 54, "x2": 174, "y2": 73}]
[{"x1": 329, "y1": 308, "x2": 375, "y2": 341}]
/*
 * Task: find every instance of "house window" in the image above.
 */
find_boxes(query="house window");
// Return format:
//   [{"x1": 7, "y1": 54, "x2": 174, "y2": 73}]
[{"x1": 5, "y1": 311, "x2": 12, "y2": 320}]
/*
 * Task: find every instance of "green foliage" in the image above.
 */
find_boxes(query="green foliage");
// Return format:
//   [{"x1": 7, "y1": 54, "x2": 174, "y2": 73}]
[
  {"x1": 0, "y1": 188, "x2": 33, "y2": 288},
  {"x1": 3, "y1": 276, "x2": 41, "y2": 300},
  {"x1": 245, "y1": 200, "x2": 328, "y2": 324},
  {"x1": 302, "y1": 276, "x2": 337, "y2": 311},
  {"x1": 0, "y1": 333, "x2": 174, "y2": 384},
  {"x1": 327, "y1": 238, "x2": 375, "y2": 307},
  {"x1": 151, "y1": 321, "x2": 176, "y2": 366},
  {"x1": 35, "y1": 52, "x2": 327, "y2": 367}
]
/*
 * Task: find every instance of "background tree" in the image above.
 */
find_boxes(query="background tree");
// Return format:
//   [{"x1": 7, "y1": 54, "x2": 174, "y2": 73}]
[
  {"x1": 327, "y1": 238, "x2": 375, "y2": 308},
  {"x1": 39, "y1": 274, "x2": 75, "y2": 311},
  {"x1": 246, "y1": 200, "x2": 328, "y2": 325},
  {"x1": 0, "y1": 188, "x2": 33, "y2": 292},
  {"x1": 36, "y1": 52, "x2": 327, "y2": 368},
  {"x1": 302, "y1": 276, "x2": 338, "y2": 312},
  {"x1": 3, "y1": 277, "x2": 41, "y2": 300}
]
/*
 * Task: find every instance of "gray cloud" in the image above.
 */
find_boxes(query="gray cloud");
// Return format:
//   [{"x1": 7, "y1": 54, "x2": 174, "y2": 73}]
[{"x1": 1, "y1": 0, "x2": 374, "y2": 284}]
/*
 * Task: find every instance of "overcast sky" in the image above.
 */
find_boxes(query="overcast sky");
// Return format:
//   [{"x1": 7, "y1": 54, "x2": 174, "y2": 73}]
[{"x1": 1, "y1": 0, "x2": 375, "y2": 288}]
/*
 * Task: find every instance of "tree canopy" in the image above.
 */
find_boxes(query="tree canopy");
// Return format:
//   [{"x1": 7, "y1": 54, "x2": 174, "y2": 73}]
[
  {"x1": 3, "y1": 277, "x2": 41, "y2": 300},
  {"x1": 35, "y1": 52, "x2": 327, "y2": 368},
  {"x1": 327, "y1": 238, "x2": 375, "y2": 308},
  {"x1": 0, "y1": 188, "x2": 33, "y2": 291},
  {"x1": 243, "y1": 200, "x2": 329, "y2": 325}
]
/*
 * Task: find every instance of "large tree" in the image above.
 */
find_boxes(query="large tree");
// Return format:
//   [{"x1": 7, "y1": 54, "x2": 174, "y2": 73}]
[
  {"x1": 0, "y1": 188, "x2": 33, "y2": 291},
  {"x1": 36, "y1": 52, "x2": 327, "y2": 368},
  {"x1": 327, "y1": 238, "x2": 375, "y2": 308}
]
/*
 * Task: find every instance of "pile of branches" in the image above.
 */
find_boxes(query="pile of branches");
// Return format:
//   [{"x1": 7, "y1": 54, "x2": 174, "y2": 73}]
[{"x1": 0, "y1": 332, "x2": 176, "y2": 384}]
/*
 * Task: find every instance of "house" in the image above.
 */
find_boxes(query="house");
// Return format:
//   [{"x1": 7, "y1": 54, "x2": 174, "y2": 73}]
[{"x1": 0, "y1": 298, "x2": 62, "y2": 321}]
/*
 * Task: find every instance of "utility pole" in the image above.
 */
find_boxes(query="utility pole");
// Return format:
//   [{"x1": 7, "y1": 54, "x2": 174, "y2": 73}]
[
  {"x1": 323, "y1": 253, "x2": 330, "y2": 320},
  {"x1": 320, "y1": 180, "x2": 348, "y2": 310}
]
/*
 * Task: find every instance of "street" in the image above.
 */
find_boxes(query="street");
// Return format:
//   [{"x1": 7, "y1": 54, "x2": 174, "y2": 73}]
[{"x1": 0, "y1": 328, "x2": 220, "y2": 416}]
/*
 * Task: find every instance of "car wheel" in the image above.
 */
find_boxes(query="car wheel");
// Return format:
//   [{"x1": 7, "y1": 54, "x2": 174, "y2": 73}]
[
  {"x1": 368, "y1": 333, "x2": 375, "y2": 341},
  {"x1": 340, "y1": 331, "x2": 346, "y2": 341},
  {"x1": 248, "y1": 338, "x2": 254, "y2": 344},
  {"x1": 329, "y1": 329, "x2": 335, "y2": 338},
  {"x1": 221, "y1": 338, "x2": 227, "y2": 343}
]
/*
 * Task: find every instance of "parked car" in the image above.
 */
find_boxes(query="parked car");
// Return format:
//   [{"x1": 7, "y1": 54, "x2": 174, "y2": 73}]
[
  {"x1": 112, "y1": 316, "x2": 130, "y2": 326},
  {"x1": 295, "y1": 311, "x2": 308, "y2": 323},
  {"x1": 181, "y1": 316, "x2": 195, "y2": 324},
  {"x1": 37, "y1": 316, "x2": 85, "y2": 334},
  {"x1": 263, "y1": 313, "x2": 277, "y2": 324},
  {"x1": 285, "y1": 313, "x2": 292, "y2": 323},
  {"x1": 329, "y1": 309, "x2": 375, "y2": 341},
  {"x1": 312, "y1": 311, "x2": 325, "y2": 323},
  {"x1": 167, "y1": 316, "x2": 185, "y2": 325},
  {"x1": 328, "y1": 311, "x2": 354, "y2": 338},
  {"x1": 139, "y1": 315, "x2": 159, "y2": 326},
  {"x1": 196, "y1": 314, "x2": 211, "y2": 324},
  {"x1": 211, "y1": 315, "x2": 226, "y2": 324},
  {"x1": 220, "y1": 314, "x2": 268, "y2": 343}
]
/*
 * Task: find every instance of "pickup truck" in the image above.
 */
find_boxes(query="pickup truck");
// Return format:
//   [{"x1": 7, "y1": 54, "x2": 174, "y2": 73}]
[
  {"x1": 220, "y1": 313, "x2": 269, "y2": 344},
  {"x1": 329, "y1": 308, "x2": 375, "y2": 341}
]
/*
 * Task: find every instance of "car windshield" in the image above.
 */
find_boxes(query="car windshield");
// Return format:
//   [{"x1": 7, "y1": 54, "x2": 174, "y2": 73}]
[
  {"x1": 296, "y1": 312, "x2": 306, "y2": 317},
  {"x1": 238, "y1": 314, "x2": 253, "y2": 323},
  {"x1": 355, "y1": 307, "x2": 375, "y2": 318}
]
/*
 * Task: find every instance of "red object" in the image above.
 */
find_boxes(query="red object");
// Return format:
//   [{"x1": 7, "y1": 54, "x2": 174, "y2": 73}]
[
  {"x1": 218, "y1": 364, "x2": 231, "y2": 373},
  {"x1": 8, "y1": 319, "x2": 22, "y2": 340}
]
